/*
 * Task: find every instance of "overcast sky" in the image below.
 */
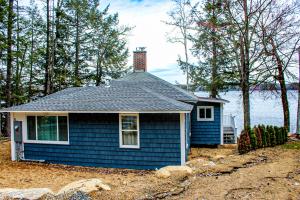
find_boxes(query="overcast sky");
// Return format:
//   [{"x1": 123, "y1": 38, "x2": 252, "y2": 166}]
[{"x1": 99, "y1": 0, "x2": 187, "y2": 84}]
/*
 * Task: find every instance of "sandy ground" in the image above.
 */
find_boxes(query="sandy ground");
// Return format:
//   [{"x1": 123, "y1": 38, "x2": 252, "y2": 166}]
[{"x1": 0, "y1": 139, "x2": 300, "y2": 199}]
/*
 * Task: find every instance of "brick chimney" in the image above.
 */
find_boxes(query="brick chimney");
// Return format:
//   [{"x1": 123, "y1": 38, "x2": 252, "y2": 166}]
[{"x1": 133, "y1": 47, "x2": 147, "y2": 72}]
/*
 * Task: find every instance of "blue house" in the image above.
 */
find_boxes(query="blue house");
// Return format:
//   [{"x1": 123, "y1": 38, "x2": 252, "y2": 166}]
[{"x1": 1, "y1": 49, "x2": 229, "y2": 170}]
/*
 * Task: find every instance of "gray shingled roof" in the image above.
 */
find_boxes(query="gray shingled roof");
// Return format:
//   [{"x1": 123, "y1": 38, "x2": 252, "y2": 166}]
[
  {"x1": 1, "y1": 72, "x2": 195, "y2": 112},
  {"x1": 115, "y1": 72, "x2": 198, "y2": 102}
]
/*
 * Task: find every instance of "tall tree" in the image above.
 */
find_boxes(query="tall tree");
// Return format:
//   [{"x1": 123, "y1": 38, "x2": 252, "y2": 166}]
[
  {"x1": 256, "y1": 1, "x2": 300, "y2": 131},
  {"x1": 190, "y1": 0, "x2": 235, "y2": 97},
  {"x1": 89, "y1": 5, "x2": 130, "y2": 85},
  {"x1": 224, "y1": 0, "x2": 273, "y2": 129},
  {"x1": 6, "y1": 0, "x2": 13, "y2": 108},
  {"x1": 165, "y1": 0, "x2": 194, "y2": 91}
]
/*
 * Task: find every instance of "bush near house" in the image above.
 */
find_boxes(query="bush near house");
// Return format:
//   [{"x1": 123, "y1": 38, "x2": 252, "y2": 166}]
[
  {"x1": 249, "y1": 128, "x2": 257, "y2": 150},
  {"x1": 238, "y1": 130, "x2": 251, "y2": 154},
  {"x1": 238, "y1": 125, "x2": 288, "y2": 154},
  {"x1": 254, "y1": 126, "x2": 263, "y2": 148},
  {"x1": 259, "y1": 125, "x2": 267, "y2": 147}
]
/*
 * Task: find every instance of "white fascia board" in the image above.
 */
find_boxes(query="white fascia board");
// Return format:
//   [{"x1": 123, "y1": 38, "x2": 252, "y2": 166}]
[{"x1": 4, "y1": 110, "x2": 192, "y2": 114}]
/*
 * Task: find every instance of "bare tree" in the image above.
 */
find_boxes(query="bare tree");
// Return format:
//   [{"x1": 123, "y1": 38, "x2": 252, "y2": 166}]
[
  {"x1": 165, "y1": 0, "x2": 195, "y2": 91},
  {"x1": 225, "y1": 0, "x2": 273, "y2": 129},
  {"x1": 256, "y1": 2, "x2": 300, "y2": 131}
]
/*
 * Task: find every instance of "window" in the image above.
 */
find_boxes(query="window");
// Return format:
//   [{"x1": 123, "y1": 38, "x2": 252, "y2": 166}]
[
  {"x1": 27, "y1": 115, "x2": 69, "y2": 144},
  {"x1": 197, "y1": 106, "x2": 214, "y2": 121},
  {"x1": 119, "y1": 114, "x2": 139, "y2": 148}
]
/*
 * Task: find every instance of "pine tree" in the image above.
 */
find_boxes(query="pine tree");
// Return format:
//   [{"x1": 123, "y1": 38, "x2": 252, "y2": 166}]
[
  {"x1": 88, "y1": 4, "x2": 130, "y2": 85},
  {"x1": 190, "y1": 0, "x2": 234, "y2": 95}
]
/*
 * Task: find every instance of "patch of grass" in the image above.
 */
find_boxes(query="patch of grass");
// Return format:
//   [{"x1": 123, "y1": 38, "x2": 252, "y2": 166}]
[{"x1": 282, "y1": 141, "x2": 300, "y2": 150}]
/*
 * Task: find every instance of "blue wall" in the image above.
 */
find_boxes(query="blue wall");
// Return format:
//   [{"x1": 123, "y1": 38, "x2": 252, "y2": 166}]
[
  {"x1": 191, "y1": 102, "x2": 221, "y2": 145},
  {"x1": 24, "y1": 113, "x2": 181, "y2": 170}
]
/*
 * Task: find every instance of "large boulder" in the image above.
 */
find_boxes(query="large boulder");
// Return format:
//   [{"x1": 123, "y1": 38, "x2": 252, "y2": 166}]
[
  {"x1": 155, "y1": 166, "x2": 193, "y2": 178},
  {"x1": 0, "y1": 188, "x2": 53, "y2": 200},
  {"x1": 57, "y1": 178, "x2": 111, "y2": 195}
]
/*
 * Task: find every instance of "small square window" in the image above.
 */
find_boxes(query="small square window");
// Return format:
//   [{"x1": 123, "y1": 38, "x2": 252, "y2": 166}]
[{"x1": 197, "y1": 106, "x2": 214, "y2": 121}]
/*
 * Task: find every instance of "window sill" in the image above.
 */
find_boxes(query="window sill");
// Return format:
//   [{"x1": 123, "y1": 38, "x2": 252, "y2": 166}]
[
  {"x1": 197, "y1": 118, "x2": 214, "y2": 122},
  {"x1": 24, "y1": 140, "x2": 70, "y2": 145},
  {"x1": 119, "y1": 145, "x2": 140, "y2": 149}
]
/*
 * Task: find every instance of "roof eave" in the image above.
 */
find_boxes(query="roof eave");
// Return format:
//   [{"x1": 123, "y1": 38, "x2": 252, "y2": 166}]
[
  {"x1": 197, "y1": 97, "x2": 229, "y2": 104},
  {"x1": 1, "y1": 110, "x2": 192, "y2": 114}
]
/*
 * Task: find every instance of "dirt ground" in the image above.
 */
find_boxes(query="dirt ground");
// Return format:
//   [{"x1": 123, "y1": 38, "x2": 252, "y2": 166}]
[{"x1": 1, "y1": 139, "x2": 300, "y2": 200}]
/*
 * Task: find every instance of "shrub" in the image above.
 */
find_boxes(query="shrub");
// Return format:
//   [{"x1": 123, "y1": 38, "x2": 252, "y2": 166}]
[
  {"x1": 248, "y1": 128, "x2": 257, "y2": 150},
  {"x1": 282, "y1": 127, "x2": 288, "y2": 143},
  {"x1": 269, "y1": 126, "x2": 276, "y2": 147},
  {"x1": 238, "y1": 130, "x2": 251, "y2": 154},
  {"x1": 265, "y1": 125, "x2": 271, "y2": 147},
  {"x1": 274, "y1": 126, "x2": 281, "y2": 145},
  {"x1": 254, "y1": 126, "x2": 262, "y2": 148},
  {"x1": 260, "y1": 125, "x2": 267, "y2": 147}
]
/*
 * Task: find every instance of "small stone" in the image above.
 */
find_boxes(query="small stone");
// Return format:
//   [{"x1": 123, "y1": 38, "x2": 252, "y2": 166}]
[{"x1": 294, "y1": 182, "x2": 300, "y2": 186}]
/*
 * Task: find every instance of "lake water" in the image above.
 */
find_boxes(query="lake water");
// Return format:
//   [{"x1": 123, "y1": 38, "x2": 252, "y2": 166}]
[{"x1": 195, "y1": 90, "x2": 299, "y2": 135}]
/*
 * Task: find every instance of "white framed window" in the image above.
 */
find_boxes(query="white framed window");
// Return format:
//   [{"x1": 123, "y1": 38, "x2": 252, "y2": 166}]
[
  {"x1": 119, "y1": 113, "x2": 140, "y2": 148},
  {"x1": 197, "y1": 106, "x2": 214, "y2": 121},
  {"x1": 26, "y1": 114, "x2": 69, "y2": 145}
]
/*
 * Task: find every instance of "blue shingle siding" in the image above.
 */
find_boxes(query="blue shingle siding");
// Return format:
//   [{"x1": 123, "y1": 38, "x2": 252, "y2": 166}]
[
  {"x1": 191, "y1": 102, "x2": 221, "y2": 145},
  {"x1": 24, "y1": 113, "x2": 181, "y2": 170}
]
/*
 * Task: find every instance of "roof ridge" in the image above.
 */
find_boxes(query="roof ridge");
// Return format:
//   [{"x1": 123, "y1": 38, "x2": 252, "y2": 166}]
[
  {"x1": 140, "y1": 86, "x2": 193, "y2": 111},
  {"x1": 144, "y1": 72, "x2": 198, "y2": 100}
]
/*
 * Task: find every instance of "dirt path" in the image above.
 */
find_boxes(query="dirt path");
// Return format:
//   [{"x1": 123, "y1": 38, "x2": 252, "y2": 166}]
[{"x1": 1, "y1": 140, "x2": 300, "y2": 199}]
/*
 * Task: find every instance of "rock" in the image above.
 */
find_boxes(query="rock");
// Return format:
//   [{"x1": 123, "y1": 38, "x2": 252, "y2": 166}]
[
  {"x1": 155, "y1": 166, "x2": 193, "y2": 178},
  {"x1": 203, "y1": 161, "x2": 216, "y2": 167},
  {"x1": 57, "y1": 179, "x2": 111, "y2": 195},
  {"x1": 186, "y1": 158, "x2": 216, "y2": 168},
  {"x1": 214, "y1": 155, "x2": 226, "y2": 159},
  {"x1": 294, "y1": 182, "x2": 300, "y2": 186},
  {"x1": 0, "y1": 188, "x2": 53, "y2": 200}
]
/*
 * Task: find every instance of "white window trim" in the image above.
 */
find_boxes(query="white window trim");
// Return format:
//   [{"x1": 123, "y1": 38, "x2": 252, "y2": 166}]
[
  {"x1": 197, "y1": 106, "x2": 214, "y2": 121},
  {"x1": 24, "y1": 114, "x2": 70, "y2": 145},
  {"x1": 180, "y1": 113, "x2": 186, "y2": 165},
  {"x1": 119, "y1": 113, "x2": 140, "y2": 149}
]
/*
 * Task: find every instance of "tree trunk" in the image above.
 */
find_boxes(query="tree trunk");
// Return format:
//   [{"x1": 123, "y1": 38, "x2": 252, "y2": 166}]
[
  {"x1": 96, "y1": 51, "x2": 103, "y2": 86},
  {"x1": 210, "y1": 0, "x2": 218, "y2": 98},
  {"x1": 241, "y1": 0, "x2": 251, "y2": 129},
  {"x1": 6, "y1": 0, "x2": 13, "y2": 108},
  {"x1": 270, "y1": 38, "x2": 290, "y2": 131},
  {"x1": 297, "y1": 47, "x2": 300, "y2": 134},
  {"x1": 15, "y1": 0, "x2": 20, "y2": 94},
  {"x1": 28, "y1": 10, "x2": 34, "y2": 101},
  {"x1": 74, "y1": 11, "x2": 80, "y2": 87},
  {"x1": 6, "y1": 0, "x2": 14, "y2": 137},
  {"x1": 44, "y1": 0, "x2": 51, "y2": 95}
]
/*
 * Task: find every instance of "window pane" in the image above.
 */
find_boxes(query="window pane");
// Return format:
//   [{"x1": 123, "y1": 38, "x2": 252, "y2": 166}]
[
  {"x1": 58, "y1": 116, "x2": 68, "y2": 141},
  {"x1": 122, "y1": 116, "x2": 137, "y2": 130},
  {"x1": 37, "y1": 116, "x2": 57, "y2": 141},
  {"x1": 199, "y1": 108, "x2": 205, "y2": 118},
  {"x1": 122, "y1": 131, "x2": 138, "y2": 145},
  {"x1": 27, "y1": 116, "x2": 36, "y2": 140},
  {"x1": 206, "y1": 108, "x2": 212, "y2": 118}
]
